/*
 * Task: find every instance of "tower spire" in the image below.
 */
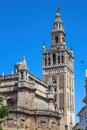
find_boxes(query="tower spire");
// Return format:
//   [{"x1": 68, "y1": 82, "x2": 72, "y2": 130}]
[{"x1": 51, "y1": 7, "x2": 66, "y2": 50}]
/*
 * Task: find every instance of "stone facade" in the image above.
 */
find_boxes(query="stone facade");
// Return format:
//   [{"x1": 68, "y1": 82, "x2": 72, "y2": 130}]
[
  {"x1": 42, "y1": 10, "x2": 75, "y2": 130},
  {"x1": 0, "y1": 57, "x2": 60, "y2": 130}
]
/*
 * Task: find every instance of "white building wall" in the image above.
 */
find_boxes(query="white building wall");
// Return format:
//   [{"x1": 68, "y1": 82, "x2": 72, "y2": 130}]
[{"x1": 78, "y1": 106, "x2": 87, "y2": 130}]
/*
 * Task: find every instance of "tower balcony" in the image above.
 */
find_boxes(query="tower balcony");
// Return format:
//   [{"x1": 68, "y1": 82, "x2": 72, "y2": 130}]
[
  {"x1": 42, "y1": 63, "x2": 66, "y2": 69},
  {"x1": 51, "y1": 27, "x2": 65, "y2": 35}
]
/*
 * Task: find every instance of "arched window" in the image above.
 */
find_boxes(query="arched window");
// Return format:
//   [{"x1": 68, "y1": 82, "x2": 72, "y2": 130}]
[
  {"x1": 21, "y1": 71, "x2": 23, "y2": 79},
  {"x1": 55, "y1": 36, "x2": 58, "y2": 43},
  {"x1": 53, "y1": 54, "x2": 56, "y2": 65}
]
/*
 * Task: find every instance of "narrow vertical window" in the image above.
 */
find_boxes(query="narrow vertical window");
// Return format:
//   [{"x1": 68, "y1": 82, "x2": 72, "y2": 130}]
[
  {"x1": 55, "y1": 36, "x2": 58, "y2": 43},
  {"x1": 59, "y1": 23, "x2": 61, "y2": 29},
  {"x1": 45, "y1": 58, "x2": 47, "y2": 66},
  {"x1": 61, "y1": 55, "x2": 64, "y2": 63},
  {"x1": 21, "y1": 72, "x2": 23, "y2": 79},
  {"x1": 53, "y1": 54, "x2": 56, "y2": 65},
  {"x1": 58, "y1": 56, "x2": 60, "y2": 64},
  {"x1": 48, "y1": 57, "x2": 50, "y2": 65}
]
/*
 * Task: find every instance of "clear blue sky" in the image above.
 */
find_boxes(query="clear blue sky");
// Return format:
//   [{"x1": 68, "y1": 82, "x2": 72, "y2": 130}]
[{"x1": 0, "y1": 0, "x2": 87, "y2": 123}]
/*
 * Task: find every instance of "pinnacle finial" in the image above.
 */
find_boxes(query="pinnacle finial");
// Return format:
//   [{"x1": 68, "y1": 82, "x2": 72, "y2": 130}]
[
  {"x1": 57, "y1": 6, "x2": 61, "y2": 13},
  {"x1": 43, "y1": 40, "x2": 46, "y2": 50},
  {"x1": 22, "y1": 56, "x2": 26, "y2": 62},
  {"x1": 86, "y1": 69, "x2": 87, "y2": 78}
]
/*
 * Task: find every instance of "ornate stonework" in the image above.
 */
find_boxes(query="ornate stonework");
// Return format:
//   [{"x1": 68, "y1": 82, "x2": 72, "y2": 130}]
[
  {"x1": 42, "y1": 9, "x2": 75, "y2": 130},
  {"x1": 0, "y1": 57, "x2": 60, "y2": 130}
]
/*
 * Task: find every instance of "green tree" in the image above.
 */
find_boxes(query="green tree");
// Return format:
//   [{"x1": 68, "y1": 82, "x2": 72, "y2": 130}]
[
  {"x1": 0, "y1": 96, "x2": 9, "y2": 130},
  {"x1": 0, "y1": 97, "x2": 3, "y2": 103},
  {"x1": 0, "y1": 106, "x2": 9, "y2": 118},
  {"x1": 0, "y1": 126, "x2": 3, "y2": 130}
]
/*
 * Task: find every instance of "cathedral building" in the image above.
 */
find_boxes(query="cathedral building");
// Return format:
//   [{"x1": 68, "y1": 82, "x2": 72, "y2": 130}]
[
  {"x1": 0, "y1": 8, "x2": 75, "y2": 130},
  {"x1": 0, "y1": 57, "x2": 60, "y2": 130}
]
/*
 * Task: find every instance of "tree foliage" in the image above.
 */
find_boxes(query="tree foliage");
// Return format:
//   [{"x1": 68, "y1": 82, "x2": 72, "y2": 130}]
[
  {"x1": 0, "y1": 96, "x2": 9, "y2": 130},
  {"x1": 0, "y1": 96, "x2": 9, "y2": 119},
  {"x1": 0, "y1": 106, "x2": 9, "y2": 119},
  {"x1": 0, "y1": 126, "x2": 3, "y2": 130},
  {"x1": 0, "y1": 97, "x2": 3, "y2": 103}
]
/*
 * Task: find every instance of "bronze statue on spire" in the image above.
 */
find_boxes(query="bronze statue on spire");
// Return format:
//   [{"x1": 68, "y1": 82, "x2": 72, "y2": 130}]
[{"x1": 57, "y1": 6, "x2": 61, "y2": 13}]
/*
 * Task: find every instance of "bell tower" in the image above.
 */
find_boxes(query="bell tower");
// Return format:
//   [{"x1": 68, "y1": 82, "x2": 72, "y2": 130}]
[
  {"x1": 42, "y1": 8, "x2": 75, "y2": 130},
  {"x1": 51, "y1": 7, "x2": 66, "y2": 50}
]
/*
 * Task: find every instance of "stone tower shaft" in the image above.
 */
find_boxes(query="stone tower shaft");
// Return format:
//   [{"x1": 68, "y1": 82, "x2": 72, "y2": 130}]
[{"x1": 42, "y1": 9, "x2": 75, "y2": 130}]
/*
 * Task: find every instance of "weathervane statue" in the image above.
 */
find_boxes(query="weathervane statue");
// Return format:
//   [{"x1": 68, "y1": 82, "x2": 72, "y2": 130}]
[{"x1": 57, "y1": 6, "x2": 61, "y2": 13}]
